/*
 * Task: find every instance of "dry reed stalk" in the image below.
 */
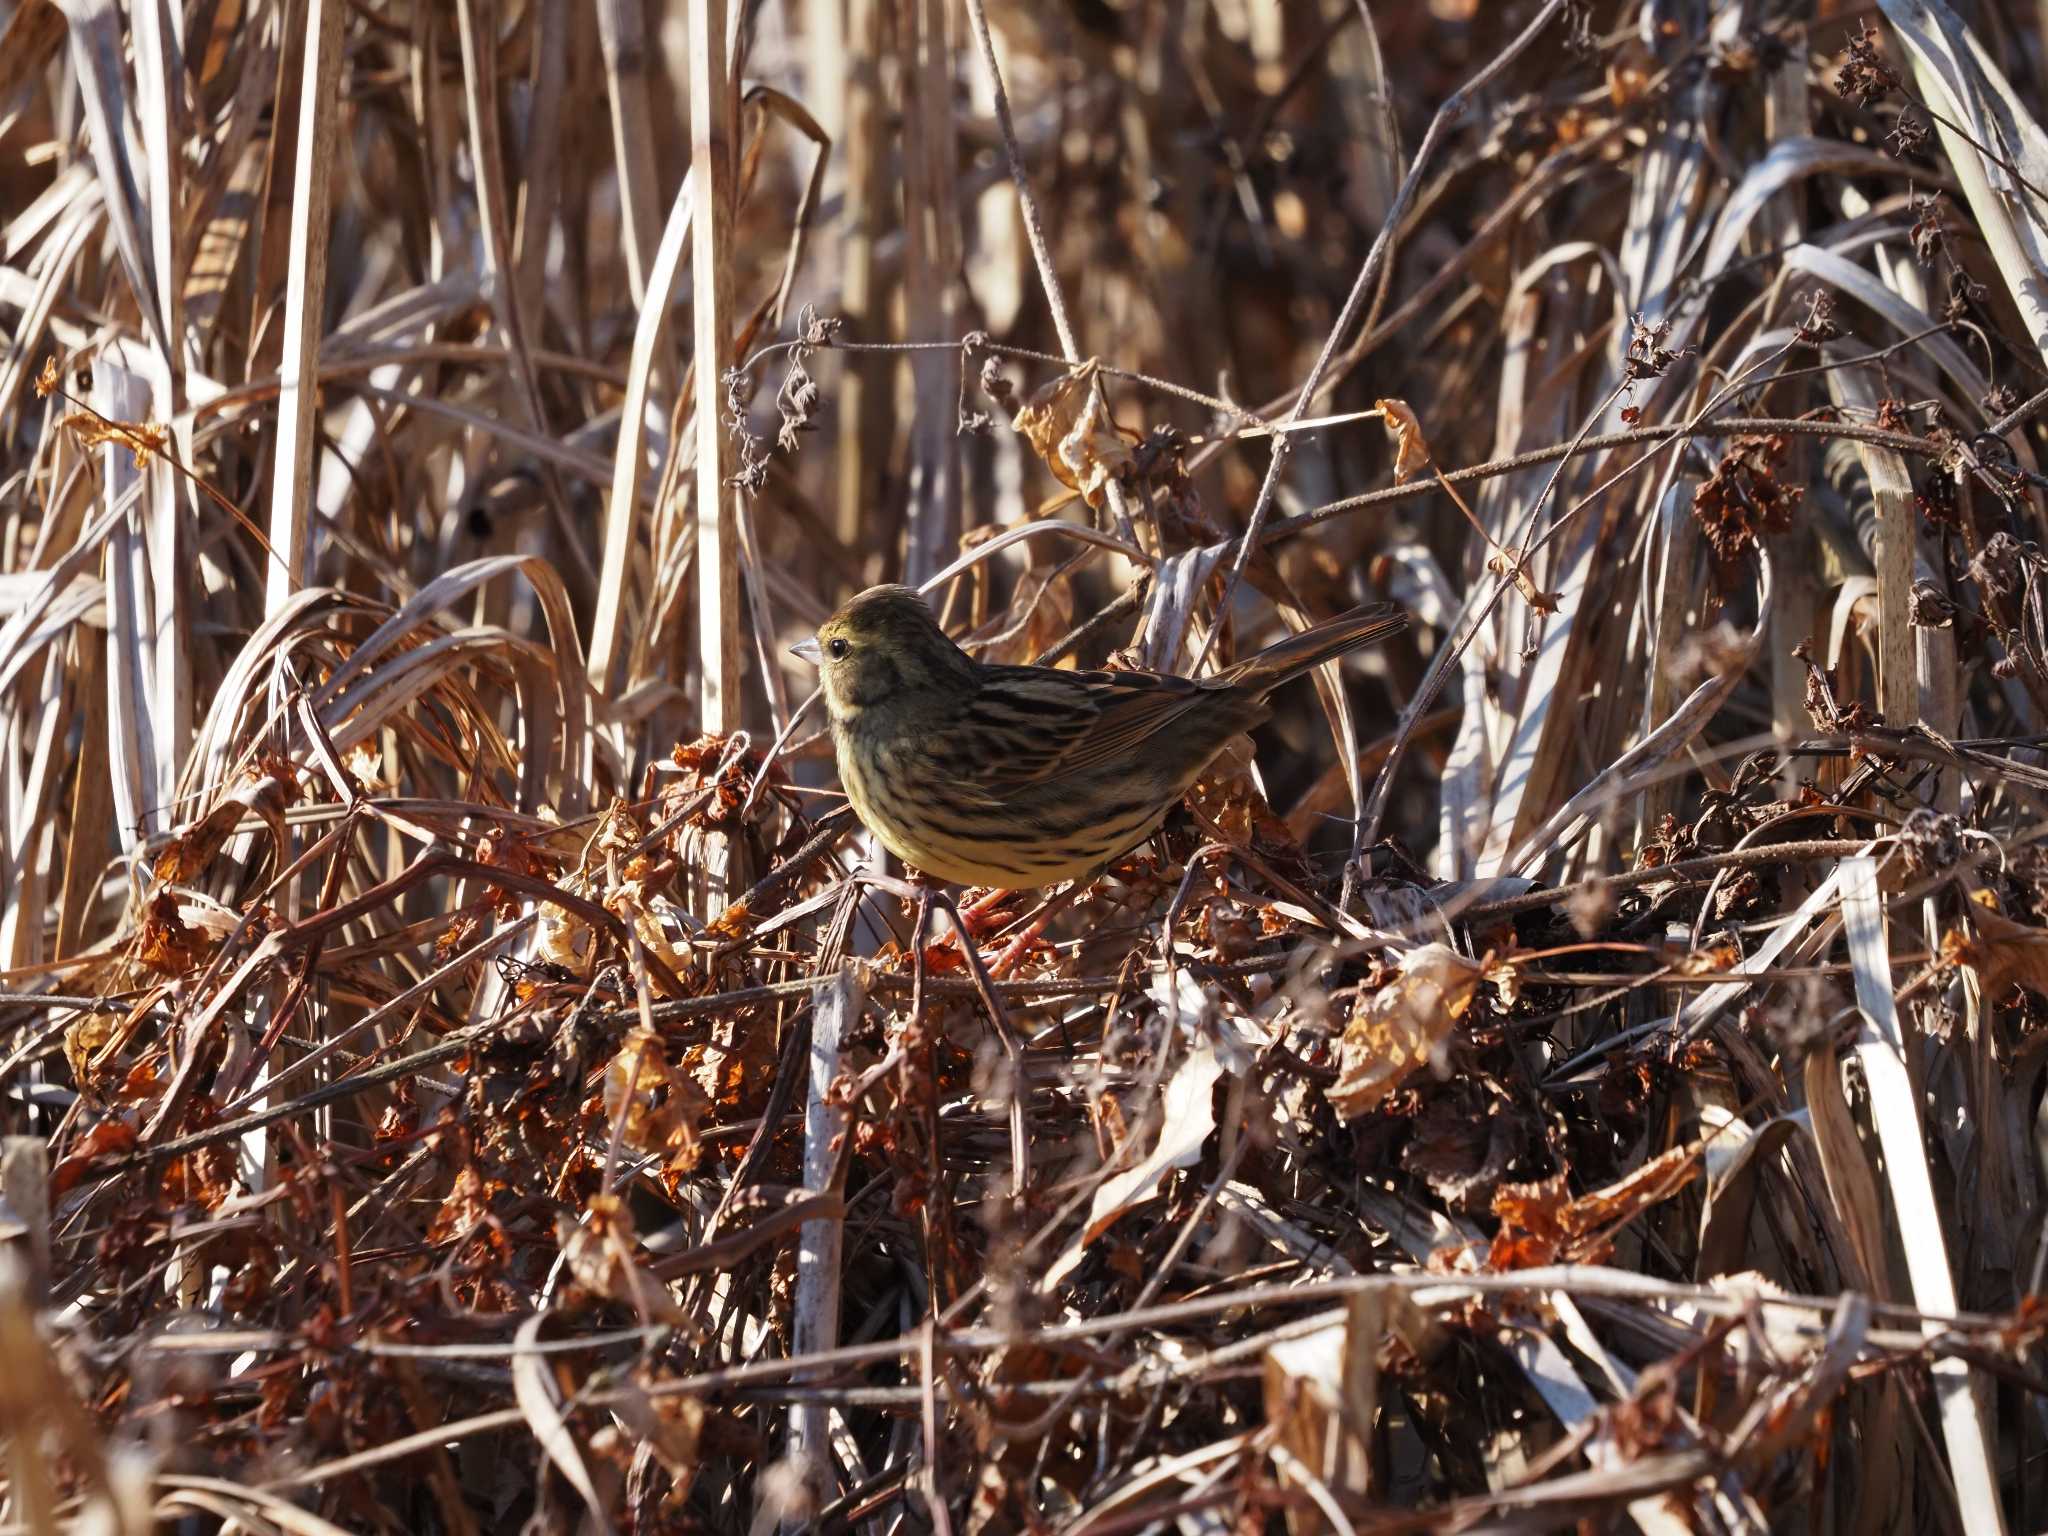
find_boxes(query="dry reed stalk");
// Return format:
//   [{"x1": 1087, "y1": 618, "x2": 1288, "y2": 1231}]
[
  {"x1": 598, "y1": 0, "x2": 666, "y2": 306},
  {"x1": 690, "y1": 0, "x2": 741, "y2": 914},
  {"x1": 898, "y1": 0, "x2": 960, "y2": 586},
  {"x1": 262, "y1": 0, "x2": 342, "y2": 613}
]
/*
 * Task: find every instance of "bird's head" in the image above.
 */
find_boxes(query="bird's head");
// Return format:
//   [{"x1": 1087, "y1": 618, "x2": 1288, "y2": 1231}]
[{"x1": 793, "y1": 584, "x2": 977, "y2": 719}]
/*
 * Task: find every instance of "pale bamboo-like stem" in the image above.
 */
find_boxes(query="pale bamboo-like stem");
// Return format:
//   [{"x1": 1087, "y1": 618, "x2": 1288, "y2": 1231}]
[
  {"x1": 691, "y1": 0, "x2": 741, "y2": 737},
  {"x1": 1839, "y1": 858, "x2": 2009, "y2": 1536},
  {"x1": 238, "y1": 0, "x2": 342, "y2": 1222},
  {"x1": 512, "y1": 0, "x2": 569, "y2": 336},
  {"x1": 597, "y1": 0, "x2": 665, "y2": 307},
  {"x1": 453, "y1": 0, "x2": 566, "y2": 540},
  {"x1": 1762, "y1": 53, "x2": 1819, "y2": 798},
  {"x1": 691, "y1": 0, "x2": 742, "y2": 907},
  {"x1": 788, "y1": 965, "x2": 863, "y2": 1511},
  {"x1": 590, "y1": 174, "x2": 695, "y2": 697},
  {"x1": 1822, "y1": 354, "x2": 1918, "y2": 734},
  {"x1": 899, "y1": 0, "x2": 961, "y2": 584},
  {"x1": 132, "y1": 0, "x2": 191, "y2": 801},
  {"x1": 834, "y1": 0, "x2": 887, "y2": 566},
  {"x1": 263, "y1": 0, "x2": 344, "y2": 613}
]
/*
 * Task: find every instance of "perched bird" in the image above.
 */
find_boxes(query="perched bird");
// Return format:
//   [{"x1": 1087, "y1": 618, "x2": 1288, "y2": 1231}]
[{"x1": 792, "y1": 585, "x2": 1407, "y2": 890}]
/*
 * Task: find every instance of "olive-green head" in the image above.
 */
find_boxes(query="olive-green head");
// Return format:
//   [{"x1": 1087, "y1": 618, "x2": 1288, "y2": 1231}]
[{"x1": 793, "y1": 584, "x2": 977, "y2": 720}]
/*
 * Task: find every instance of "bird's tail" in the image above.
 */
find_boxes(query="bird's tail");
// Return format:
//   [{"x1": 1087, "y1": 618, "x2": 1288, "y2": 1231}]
[{"x1": 1216, "y1": 602, "x2": 1408, "y2": 695}]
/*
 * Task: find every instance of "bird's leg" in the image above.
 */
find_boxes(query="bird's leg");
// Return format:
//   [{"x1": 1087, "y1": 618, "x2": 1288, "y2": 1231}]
[
  {"x1": 907, "y1": 879, "x2": 951, "y2": 1273},
  {"x1": 923, "y1": 883, "x2": 1030, "y2": 1202},
  {"x1": 987, "y1": 850, "x2": 1139, "y2": 980},
  {"x1": 867, "y1": 871, "x2": 1031, "y2": 1200},
  {"x1": 909, "y1": 878, "x2": 935, "y2": 1018},
  {"x1": 983, "y1": 878, "x2": 1086, "y2": 980},
  {"x1": 956, "y1": 885, "x2": 1022, "y2": 936}
]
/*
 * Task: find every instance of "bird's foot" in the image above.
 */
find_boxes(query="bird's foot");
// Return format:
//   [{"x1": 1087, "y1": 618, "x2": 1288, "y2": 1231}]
[
  {"x1": 986, "y1": 912, "x2": 1054, "y2": 980},
  {"x1": 957, "y1": 886, "x2": 1027, "y2": 939},
  {"x1": 983, "y1": 872, "x2": 1101, "y2": 979}
]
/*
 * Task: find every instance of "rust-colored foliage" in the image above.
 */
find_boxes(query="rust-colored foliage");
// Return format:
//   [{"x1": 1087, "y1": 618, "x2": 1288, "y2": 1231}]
[{"x1": 1693, "y1": 433, "x2": 1802, "y2": 564}]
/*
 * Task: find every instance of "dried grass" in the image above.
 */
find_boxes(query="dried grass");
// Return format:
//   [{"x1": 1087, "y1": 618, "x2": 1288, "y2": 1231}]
[{"x1": 2, "y1": 1, "x2": 2047, "y2": 1531}]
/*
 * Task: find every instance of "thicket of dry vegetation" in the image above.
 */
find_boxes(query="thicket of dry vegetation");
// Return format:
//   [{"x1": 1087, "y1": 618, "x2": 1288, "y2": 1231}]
[{"x1": 6, "y1": 0, "x2": 2048, "y2": 1529}]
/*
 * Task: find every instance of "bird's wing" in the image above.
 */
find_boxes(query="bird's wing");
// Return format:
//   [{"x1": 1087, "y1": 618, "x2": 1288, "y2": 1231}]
[{"x1": 954, "y1": 667, "x2": 1214, "y2": 790}]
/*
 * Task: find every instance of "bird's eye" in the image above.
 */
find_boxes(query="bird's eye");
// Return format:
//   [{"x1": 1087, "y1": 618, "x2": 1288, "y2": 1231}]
[{"x1": 828, "y1": 637, "x2": 849, "y2": 660}]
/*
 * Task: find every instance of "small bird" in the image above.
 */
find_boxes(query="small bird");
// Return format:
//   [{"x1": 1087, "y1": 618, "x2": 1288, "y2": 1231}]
[{"x1": 792, "y1": 585, "x2": 1407, "y2": 890}]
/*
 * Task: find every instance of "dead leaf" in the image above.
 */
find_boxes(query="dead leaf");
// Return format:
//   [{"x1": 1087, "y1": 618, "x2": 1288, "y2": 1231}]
[
  {"x1": 61, "y1": 411, "x2": 168, "y2": 468},
  {"x1": 604, "y1": 1030, "x2": 708, "y2": 1170},
  {"x1": 1488, "y1": 1171, "x2": 1571, "y2": 1269},
  {"x1": 1958, "y1": 890, "x2": 2048, "y2": 998},
  {"x1": 555, "y1": 1195, "x2": 687, "y2": 1325},
  {"x1": 152, "y1": 767, "x2": 291, "y2": 884},
  {"x1": 609, "y1": 1377, "x2": 703, "y2": 1493},
  {"x1": 343, "y1": 739, "x2": 388, "y2": 790},
  {"x1": 50, "y1": 1118, "x2": 137, "y2": 1198},
  {"x1": 1556, "y1": 1141, "x2": 1702, "y2": 1242},
  {"x1": 137, "y1": 892, "x2": 213, "y2": 977},
  {"x1": 680, "y1": 1011, "x2": 776, "y2": 1116},
  {"x1": 704, "y1": 900, "x2": 754, "y2": 943},
  {"x1": 1488, "y1": 1142, "x2": 1703, "y2": 1269},
  {"x1": 513, "y1": 1312, "x2": 618, "y2": 1533},
  {"x1": 1263, "y1": 1300, "x2": 1377, "y2": 1521},
  {"x1": 1485, "y1": 546, "x2": 1560, "y2": 613},
  {"x1": 535, "y1": 902, "x2": 595, "y2": 975},
  {"x1": 1698, "y1": 1113, "x2": 1802, "y2": 1280},
  {"x1": 63, "y1": 1013, "x2": 116, "y2": 1087},
  {"x1": 607, "y1": 890, "x2": 696, "y2": 996},
  {"x1": 160, "y1": 1139, "x2": 238, "y2": 1212},
  {"x1": 1328, "y1": 945, "x2": 1479, "y2": 1119},
  {"x1": 1010, "y1": 359, "x2": 1137, "y2": 511},
  {"x1": 1677, "y1": 939, "x2": 1741, "y2": 976},
  {"x1": 1045, "y1": 1036, "x2": 1226, "y2": 1285},
  {"x1": 1185, "y1": 731, "x2": 1298, "y2": 857},
  {"x1": 1401, "y1": 1091, "x2": 1522, "y2": 1210},
  {"x1": 1376, "y1": 398, "x2": 1434, "y2": 483},
  {"x1": 1481, "y1": 948, "x2": 1524, "y2": 1006},
  {"x1": 427, "y1": 1162, "x2": 500, "y2": 1245},
  {"x1": 1692, "y1": 433, "x2": 1800, "y2": 563}
]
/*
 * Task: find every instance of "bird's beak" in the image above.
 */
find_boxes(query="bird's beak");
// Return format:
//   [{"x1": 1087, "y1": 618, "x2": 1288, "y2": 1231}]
[{"x1": 791, "y1": 637, "x2": 823, "y2": 666}]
